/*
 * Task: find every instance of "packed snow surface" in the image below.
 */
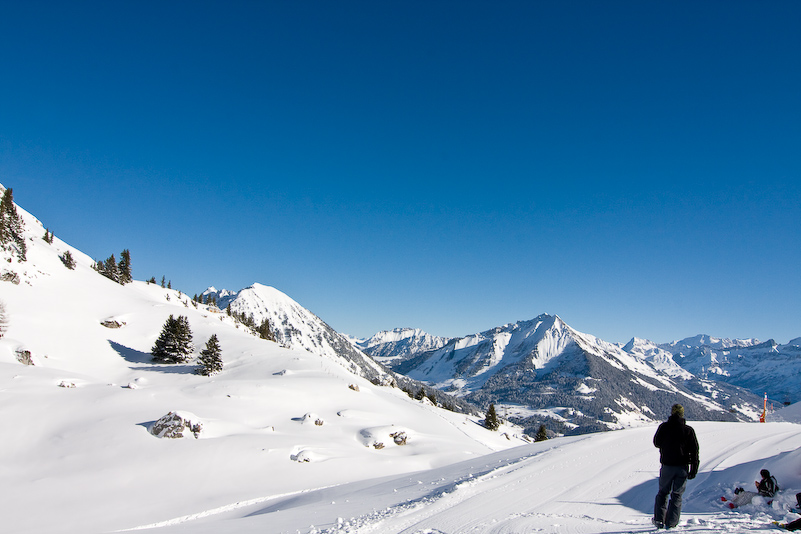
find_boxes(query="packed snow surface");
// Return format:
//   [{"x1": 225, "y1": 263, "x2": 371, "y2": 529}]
[{"x1": 126, "y1": 422, "x2": 801, "y2": 534}]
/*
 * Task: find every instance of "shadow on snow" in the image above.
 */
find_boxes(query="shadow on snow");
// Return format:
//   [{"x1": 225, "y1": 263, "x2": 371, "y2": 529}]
[{"x1": 109, "y1": 340, "x2": 197, "y2": 374}]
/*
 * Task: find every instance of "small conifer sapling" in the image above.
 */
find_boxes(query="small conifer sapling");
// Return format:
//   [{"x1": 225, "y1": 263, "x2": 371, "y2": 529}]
[
  {"x1": 197, "y1": 334, "x2": 223, "y2": 376},
  {"x1": 484, "y1": 403, "x2": 500, "y2": 431}
]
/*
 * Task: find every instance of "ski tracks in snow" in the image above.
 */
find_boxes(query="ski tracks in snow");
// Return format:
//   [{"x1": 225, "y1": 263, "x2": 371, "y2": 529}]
[{"x1": 311, "y1": 425, "x2": 799, "y2": 534}]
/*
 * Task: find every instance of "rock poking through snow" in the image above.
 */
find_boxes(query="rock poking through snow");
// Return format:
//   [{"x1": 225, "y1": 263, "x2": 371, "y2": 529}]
[{"x1": 149, "y1": 411, "x2": 203, "y2": 439}]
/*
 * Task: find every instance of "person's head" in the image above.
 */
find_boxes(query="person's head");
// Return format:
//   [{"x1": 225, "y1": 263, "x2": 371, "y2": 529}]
[
  {"x1": 761, "y1": 469, "x2": 770, "y2": 479},
  {"x1": 671, "y1": 404, "x2": 685, "y2": 418}
]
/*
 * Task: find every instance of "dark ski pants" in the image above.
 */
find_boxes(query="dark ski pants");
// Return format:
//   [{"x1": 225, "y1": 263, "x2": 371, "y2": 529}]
[
  {"x1": 654, "y1": 464, "x2": 688, "y2": 528},
  {"x1": 785, "y1": 518, "x2": 801, "y2": 532}
]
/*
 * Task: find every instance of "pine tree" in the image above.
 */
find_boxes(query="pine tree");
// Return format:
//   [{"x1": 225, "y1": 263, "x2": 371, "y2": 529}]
[
  {"x1": 484, "y1": 403, "x2": 500, "y2": 431},
  {"x1": 161, "y1": 276, "x2": 166, "y2": 288},
  {"x1": 118, "y1": 249, "x2": 132, "y2": 284},
  {"x1": 60, "y1": 250, "x2": 76, "y2": 270},
  {"x1": 0, "y1": 187, "x2": 27, "y2": 262},
  {"x1": 151, "y1": 315, "x2": 194, "y2": 363},
  {"x1": 103, "y1": 253, "x2": 119, "y2": 282},
  {"x1": 197, "y1": 334, "x2": 223, "y2": 376},
  {"x1": 535, "y1": 424, "x2": 548, "y2": 442}
]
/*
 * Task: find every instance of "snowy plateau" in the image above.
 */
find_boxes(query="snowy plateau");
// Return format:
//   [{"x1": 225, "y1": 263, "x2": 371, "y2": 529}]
[{"x1": 1, "y1": 184, "x2": 801, "y2": 534}]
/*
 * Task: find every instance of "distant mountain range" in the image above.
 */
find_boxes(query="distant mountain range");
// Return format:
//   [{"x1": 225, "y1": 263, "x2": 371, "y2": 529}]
[
  {"x1": 352, "y1": 317, "x2": 800, "y2": 435},
  {"x1": 191, "y1": 286, "x2": 801, "y2": 436}
]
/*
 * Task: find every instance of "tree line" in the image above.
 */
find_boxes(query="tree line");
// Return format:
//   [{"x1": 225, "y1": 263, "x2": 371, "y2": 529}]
[{"x1": 93, "y1": 249, "x2": 132, "y2": 284}]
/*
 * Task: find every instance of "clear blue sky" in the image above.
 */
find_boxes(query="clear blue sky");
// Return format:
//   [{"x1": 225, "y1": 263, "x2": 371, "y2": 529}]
[{"x1": 2, "y1": 1, "x2": 799, "y2": 343}]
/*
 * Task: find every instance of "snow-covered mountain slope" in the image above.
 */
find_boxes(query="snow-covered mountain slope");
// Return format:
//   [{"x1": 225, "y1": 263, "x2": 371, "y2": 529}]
[
  {"x1": 389, "y1": 315, "x2": 762, "y2": 434},
  {"x1": 657, "y1": 335, "x2": 801, "y2": 405},
  {"x1": 623, "y1": 337, "x2": 694, "y2": 379},
  {"x1": 202, "y1": 285, "x2": 480, "y2": 415},
  {"x1": 0, "y1": 188, "x2": 529, "y2": 533},
  {"x1": 355, "y1": 327, "x2": 452, "y2": 364},
  {"x1": 127, "y1": 421, "x2": 801, "y2": 534},
  {"x1": 220, "y1": 283, "x2": 392, "y2": 384}
]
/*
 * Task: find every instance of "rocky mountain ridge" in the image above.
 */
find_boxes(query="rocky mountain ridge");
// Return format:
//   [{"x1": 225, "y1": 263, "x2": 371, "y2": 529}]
[{"x1": 355, "y1": 317, "x2": 797, "y2": 435}]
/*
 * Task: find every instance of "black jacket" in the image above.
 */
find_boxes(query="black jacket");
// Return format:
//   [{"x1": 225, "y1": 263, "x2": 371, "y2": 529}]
[
  {"x1": 758, "y1": 475, "x2": 779, "y2": 497},
  {"x1": 654, "y1": 414, "x2": 700, "y2": 472}
]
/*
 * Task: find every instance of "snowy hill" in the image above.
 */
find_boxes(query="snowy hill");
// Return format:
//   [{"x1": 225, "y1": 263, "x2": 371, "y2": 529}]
[
  {"x1": 213, "y1": 283, "x2": 392, "y2": 384},
  {"x1": 0, "y1": 185, "x2": 529, "y2": 533},
  {"x1": 203, "y1": 286, "x2": 480, "y2": 415}
]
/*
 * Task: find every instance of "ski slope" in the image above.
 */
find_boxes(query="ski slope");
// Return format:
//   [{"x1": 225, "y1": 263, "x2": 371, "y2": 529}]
[{"x1": 123, "y1": 420, "x2": 801, "y2": 534}]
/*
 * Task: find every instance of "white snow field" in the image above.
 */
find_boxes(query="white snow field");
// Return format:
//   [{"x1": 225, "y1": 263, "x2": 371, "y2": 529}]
[{"x1": 2, "y1": 192, "x2": 800, "y2": 534}]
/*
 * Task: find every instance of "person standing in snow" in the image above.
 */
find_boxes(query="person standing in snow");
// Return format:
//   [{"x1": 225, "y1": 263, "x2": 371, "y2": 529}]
[{"x1": 652, "y1": 404, "x2": 700, "y2": 529}]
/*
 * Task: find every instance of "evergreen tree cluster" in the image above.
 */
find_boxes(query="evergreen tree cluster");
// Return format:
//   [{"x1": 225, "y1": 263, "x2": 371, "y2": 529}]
[
  {"x1": 151, "y1": 315, "x2": 193, "y2": 363},
  {"x1": 395, "y1": 378, "x2": 467, "y2": 413},
  {"x1": 42, "y1": 228, "x2": 54, "y2": 244},
  {"x1": 0, "y1": 187, "x2": 27, "y2": 262},
  {"x1": 93, "y1": 249, "x2": 132, "y2": 284},
  {"x1": 227, "y1": 308, "x2": 275, "y2": 341},
  {"x1": 255, "y1": 318, "x2": 275, "y2": 341},
  {"x1": 197, "y1": 334, "x2": 223, "y2": 376},
  {"x1": 193, "y1": 294, "x2": 218, "y2": 307}
]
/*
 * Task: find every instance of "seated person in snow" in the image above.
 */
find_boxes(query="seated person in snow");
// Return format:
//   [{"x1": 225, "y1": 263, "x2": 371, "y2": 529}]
[
  {"x1": 756, "y1": 469, "x2": 779, "y2": 498},
  {"x1": 725, "y1": 469, "x2": 779, "y2": 508}
]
